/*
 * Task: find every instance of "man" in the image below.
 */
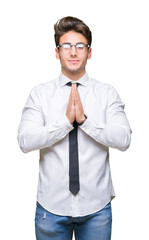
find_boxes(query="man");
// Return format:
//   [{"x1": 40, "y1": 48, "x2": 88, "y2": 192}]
[{"x1": 18, "y1": 16, "x2": 131, "y2": 240}]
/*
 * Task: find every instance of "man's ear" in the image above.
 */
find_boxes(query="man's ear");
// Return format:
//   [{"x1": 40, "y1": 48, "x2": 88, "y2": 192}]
[
  {"x1": 88, "y1": 47, "x2": 92, "y2": 60},
  {"x1": 55, "y1": 48, "x2": 60, "y2": 59}
]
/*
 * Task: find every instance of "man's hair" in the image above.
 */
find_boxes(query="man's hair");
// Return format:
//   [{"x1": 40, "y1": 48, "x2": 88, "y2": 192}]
[{"x1": 54, "y1": 16, "x2": 92, "y2": 47}]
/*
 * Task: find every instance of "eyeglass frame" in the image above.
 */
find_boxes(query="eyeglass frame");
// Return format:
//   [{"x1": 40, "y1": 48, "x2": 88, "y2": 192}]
[{"x1": 57, "y1": 42, "x2": 90, "y2": 51}]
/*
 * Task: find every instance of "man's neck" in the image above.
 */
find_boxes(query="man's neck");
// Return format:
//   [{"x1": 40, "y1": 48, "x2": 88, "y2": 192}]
[{"x1": 61, "y1": 70, "x2": 86, "y2": 81}]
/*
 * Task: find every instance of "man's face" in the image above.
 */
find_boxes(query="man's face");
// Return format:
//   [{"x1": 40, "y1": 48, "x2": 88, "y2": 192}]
[{"x1": 55, "y1": 31, "x2": 92, "y2": 79}]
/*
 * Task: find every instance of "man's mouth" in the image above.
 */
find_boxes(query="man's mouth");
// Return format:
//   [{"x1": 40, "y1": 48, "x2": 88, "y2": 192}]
[{"x1": 68, "y1": 60, "x2": 79, "y2": 63}]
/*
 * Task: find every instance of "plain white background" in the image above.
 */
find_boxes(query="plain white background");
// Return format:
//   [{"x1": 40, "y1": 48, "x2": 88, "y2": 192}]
[{"x1": 0, "y1": 0, "x2": 149, "y2": 239}]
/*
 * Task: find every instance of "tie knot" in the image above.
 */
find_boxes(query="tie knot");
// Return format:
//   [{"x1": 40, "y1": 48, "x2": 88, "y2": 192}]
[{"x1": 66, "y1": 82, "x2": 80, "y2": 87}]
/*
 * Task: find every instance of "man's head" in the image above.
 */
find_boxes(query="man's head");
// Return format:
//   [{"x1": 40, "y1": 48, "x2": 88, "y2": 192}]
[{"x1": 54, "y1": 16, "x2": 92, "y2": 80}]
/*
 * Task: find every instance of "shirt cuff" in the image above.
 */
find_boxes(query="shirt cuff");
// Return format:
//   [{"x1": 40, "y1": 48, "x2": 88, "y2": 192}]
[
  {"x1": 47, "y1": 115, "x2": 73, "y2": 133},
  {"x1": 79, "y1": 117, "x2": 105, "y2": 134}
]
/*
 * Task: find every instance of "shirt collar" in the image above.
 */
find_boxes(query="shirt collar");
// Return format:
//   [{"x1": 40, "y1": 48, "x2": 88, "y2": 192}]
[{"x1": 59, "y1": 72, "x2": 89, "y2": 87}]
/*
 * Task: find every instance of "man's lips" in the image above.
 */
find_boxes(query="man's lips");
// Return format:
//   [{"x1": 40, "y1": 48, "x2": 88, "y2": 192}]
[{"x1": 68, "y1": 60, "x2": 79, "y2": 63}]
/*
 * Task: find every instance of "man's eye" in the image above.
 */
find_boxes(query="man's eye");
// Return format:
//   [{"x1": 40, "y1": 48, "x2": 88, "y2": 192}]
[
  {"x1": 63, "y1": 44, "x2": 70, "y2": 49},
  {"x1": 76, "y1": 44, "x2": 84, "y2": 49}
]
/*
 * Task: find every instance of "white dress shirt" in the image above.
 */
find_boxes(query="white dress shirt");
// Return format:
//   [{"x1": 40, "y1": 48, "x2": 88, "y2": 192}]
[{"x1": 18, "y1": 73, "x2": 131, "y2": 217}]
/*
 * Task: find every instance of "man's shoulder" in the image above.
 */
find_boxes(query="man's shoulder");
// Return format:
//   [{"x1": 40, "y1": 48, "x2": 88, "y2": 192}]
[
  {"x1": 89, "y1": 77, "x2": 113, "y2": 91},
  {"x1": 28, "y1": 78, "x2": 58, "y2": 96},
  {"x1": 27, "y1": 78, "x2": 59, "y2": 99},
  {"x1": 35, "y1": 78, "x2": 58, "y2": 91}
]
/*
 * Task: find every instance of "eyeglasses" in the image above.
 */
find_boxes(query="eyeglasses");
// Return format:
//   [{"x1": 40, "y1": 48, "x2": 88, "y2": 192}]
[{"x1": 57, "y1": 42, "x2": 90, "y2": 53}]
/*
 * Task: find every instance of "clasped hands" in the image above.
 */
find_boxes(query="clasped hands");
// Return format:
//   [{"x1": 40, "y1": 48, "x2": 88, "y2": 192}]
[{"x1": 66, "y1": 84, "x2": 86, "y2": 124}]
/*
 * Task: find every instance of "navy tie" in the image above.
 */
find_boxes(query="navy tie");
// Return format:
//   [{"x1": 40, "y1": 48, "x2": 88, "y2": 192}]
[{"x1": 66, "y1": 82, "x2": 80, "y2": 195}]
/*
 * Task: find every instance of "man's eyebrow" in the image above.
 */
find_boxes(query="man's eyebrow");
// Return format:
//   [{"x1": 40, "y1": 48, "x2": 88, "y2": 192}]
[
  {"x1": 60, "y1": 42, "x2": 71, "y2": 44},
  {"x1": 76, "y1": 42, "x2": 85, "y2": 44},
  {"x1": 60, "y1": 42, "x2": 86, "y2": 45}
]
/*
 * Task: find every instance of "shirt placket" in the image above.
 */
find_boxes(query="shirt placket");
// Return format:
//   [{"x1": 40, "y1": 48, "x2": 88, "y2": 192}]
[{"x1": 70, "y1": 194, "x2": 80, "y2": 217}]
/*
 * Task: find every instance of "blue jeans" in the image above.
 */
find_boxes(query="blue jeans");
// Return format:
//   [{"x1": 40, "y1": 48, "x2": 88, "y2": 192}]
[{"x1": 35, "y1": 201, "x2": 112, "y2": 240}]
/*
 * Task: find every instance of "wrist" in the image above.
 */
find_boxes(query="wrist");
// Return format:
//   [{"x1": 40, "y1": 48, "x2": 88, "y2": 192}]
[
  {"x1": 66, "y1": 114, "x2": 75, "y2": 125},
  {"x1": 78, "y1": 115, "x2": 87, "y2": 126}
]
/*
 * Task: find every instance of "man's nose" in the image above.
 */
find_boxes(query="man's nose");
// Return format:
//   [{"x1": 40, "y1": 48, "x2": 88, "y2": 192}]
[{"x1": 70, "y1": 45, "x2": 77, "y2": 55}]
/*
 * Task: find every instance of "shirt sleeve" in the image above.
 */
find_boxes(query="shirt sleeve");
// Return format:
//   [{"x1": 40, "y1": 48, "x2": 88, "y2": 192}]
[
  {"x1": 17, "y1": 87, "x2": 73, "y2": 153},
  {"x1": 79, "y1": 86, "x2": 132, "y2": 151}
]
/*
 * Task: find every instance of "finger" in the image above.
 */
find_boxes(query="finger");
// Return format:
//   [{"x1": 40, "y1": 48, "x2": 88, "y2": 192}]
[
  {"x1": 71, "y1": 84, "x2": 77, "y2": 103},
  {"x1": 72, "y1": 83, "x2": 77, "y2": 91},
  {"x1": 75, "y1": 87, "x2": 81, "y2": 104},
  {"x1": 70, "y1": 83, "x2": 76, "y2": 105}
]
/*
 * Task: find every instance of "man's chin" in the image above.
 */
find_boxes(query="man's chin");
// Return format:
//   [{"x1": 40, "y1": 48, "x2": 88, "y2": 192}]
[{"x1": 67, "y1": 67, "x2": 82, "y2": 74}]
